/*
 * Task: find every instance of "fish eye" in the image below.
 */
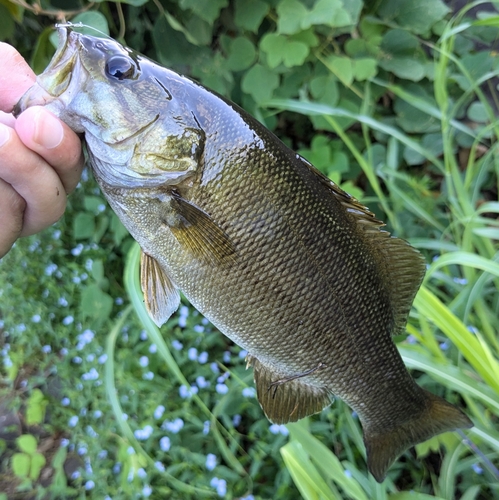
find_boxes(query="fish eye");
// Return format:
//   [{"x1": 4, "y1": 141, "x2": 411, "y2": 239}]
[{"x1": 105, "y1": 55, "x2": 136, "y2": 81}]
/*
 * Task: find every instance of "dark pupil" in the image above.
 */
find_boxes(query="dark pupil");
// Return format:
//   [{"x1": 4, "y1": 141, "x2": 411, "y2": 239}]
[{"x1": 105, "y1": 56, "x2": 134, "y2": 80}]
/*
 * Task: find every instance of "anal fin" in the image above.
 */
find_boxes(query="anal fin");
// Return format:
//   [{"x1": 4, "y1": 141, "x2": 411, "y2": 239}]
[
  {"x1": 247, "y1": 355, "x2": 334, "y2": 424},
  {"x1": 140, "y1": 250, "x2": 180, "y2": 327}
]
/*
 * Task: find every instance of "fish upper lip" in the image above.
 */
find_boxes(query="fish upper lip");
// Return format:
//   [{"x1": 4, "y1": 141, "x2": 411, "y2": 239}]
[{"x1": 14, "y1": 27, "x2": 81, "y2": 116}]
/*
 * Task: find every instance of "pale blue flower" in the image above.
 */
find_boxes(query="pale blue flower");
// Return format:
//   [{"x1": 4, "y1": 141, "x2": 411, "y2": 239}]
[
  {"x1": 137, "y1": 467, "x2": 147, "y2": 479},
  {"x1": 31, "y1": 314, "x2": 41, "y2": 323},
  {"x1": 154, "y1": 461, "x2": 165, "y2": 472},
  {"x1": 172, "y1": 340, "x2": 183, "y2": 351},
  {"x1": 154, "y1": 405, "x2": 165, "y2": 419},
  {"x1": 188, "y1": 347, "x2": 198, "y2": 360},
  {"x1": 216, "y1": 383, "x2": 229, "y2": 395},
  {"x1": 139, "y1": 356, "x2": 149, "y2": 367},
  {"x1": 98, "y1": 354, "x2": 108, "y2": 364},
  {"x1": 61, "y1": 397, "x2": 70, "y2": 406},
  {"x1": 206, "y1": 453, "x2": 217, "y2": 471},
  {"x1": 143, "y1": 485, "x2": 152, "y2": 497},
  {"x1": 242, "y1": 387, "x2": 256, "y2": 398},
  {"x1": 149, "y1": 344, "x2": 157, "y2": 354},
  {"x1": 42, "y1": 345, "x2": 51, "y2": 354},
  {"x1": 159, "y1": 436, "x2": 171, "y2": 452},
  {"x1": 203, "y1": 421, "x2": 210, "y2": 435},
  {"x1": 198, "y1": 351, "x2": 208, "y2": 364},
  {"x1": 68, "y1": 416, "x2": 78, "y2": 427}
]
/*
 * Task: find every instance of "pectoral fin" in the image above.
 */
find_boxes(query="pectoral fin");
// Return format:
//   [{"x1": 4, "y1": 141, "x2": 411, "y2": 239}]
[
  {"x1": 247, "y1": 355, "x2": 334, "y2": 424},
  {"x1": 140, "y1": 250, "x2": 180, "y2": 327},
  {"x1": 168, "y1": 193, "x2": 236, "y2": 266}
]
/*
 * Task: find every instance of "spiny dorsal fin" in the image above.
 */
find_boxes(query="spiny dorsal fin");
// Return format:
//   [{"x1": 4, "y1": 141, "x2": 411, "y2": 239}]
[
  {"x1": 247, "y1": 355, "x2": 334, "y2": 424},
  {"x1": 168, "y1": 193, "x2": 236, "y2": 266},
  {"x1": 140, "y1": 250, "x2": 180, "y2": 327},
  {"x1": 299, "y1": 155, "x2": 425, "y2": 335}
]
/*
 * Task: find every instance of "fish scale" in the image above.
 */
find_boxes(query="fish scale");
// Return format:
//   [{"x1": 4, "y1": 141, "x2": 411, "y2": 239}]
[{"x1": 15, "y1": 27, "x2": 473, "y2": 482}]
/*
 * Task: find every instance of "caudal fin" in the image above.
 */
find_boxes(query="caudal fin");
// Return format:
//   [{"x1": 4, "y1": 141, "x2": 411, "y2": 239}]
[{"x1": 364, "y1": 390, "x2": 473, "y2": 482}]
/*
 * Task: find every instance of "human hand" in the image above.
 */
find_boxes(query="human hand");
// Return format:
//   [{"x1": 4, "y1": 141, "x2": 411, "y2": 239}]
[{"x1": 0, "y1": 42, "x2": 84, "y2": 258}]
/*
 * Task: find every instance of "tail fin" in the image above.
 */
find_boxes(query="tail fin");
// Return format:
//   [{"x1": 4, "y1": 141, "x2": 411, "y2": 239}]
[{"x1": 364, "y1": 390, "x2": 473, "y2": 482}]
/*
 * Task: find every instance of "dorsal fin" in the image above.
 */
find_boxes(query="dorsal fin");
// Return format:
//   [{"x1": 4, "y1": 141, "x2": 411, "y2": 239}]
[
  {"x1": 246, "y1": 355, "x2": 334, "y2": 424},
  {"x1": 299, "y1": 155, "x2": 426, "y2": 335}
]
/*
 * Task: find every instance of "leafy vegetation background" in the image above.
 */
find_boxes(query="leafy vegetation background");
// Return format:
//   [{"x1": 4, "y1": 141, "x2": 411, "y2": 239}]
[{"x1": 0, "y1": 0, "x2": 499, "y2": 498}]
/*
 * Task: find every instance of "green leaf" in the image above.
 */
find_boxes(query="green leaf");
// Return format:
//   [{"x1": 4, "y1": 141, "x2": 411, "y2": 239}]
[
  {"x1": 29, "y1": 453, "x2": 46, "y2": 481},
  {"x1": 281, "y1": 441, "x2": 338, "y2": 500},
  {"x1": 276, "y1": 0, "x2": 308, "y2": 34},
  {"x1": 84, "y1": 195, "x2": 106, "y2": 214},
  {"x1": 377, "y1": 0, "x2": 450, "y2": 35},
  {"x1": 324, "y1": 55, "x2": 354, "y2": 87},
  {"x1": 242, "y1": 64, "x2": 279, "y2": 103},
  {"x1": 73, "y1": 212, "x2": 95, "y2": 240},
  {"x1": 467, "y1": 101, "x2": 489, "y2": 123},
  {"x1": 226, "y1": 37, "x2": 256, "y2": 71},
  {"x1": 16, "y1": 434, "x2": 37, "y2": 455},
  {"x1": 30, "y1": 27, "x2": 56, "y2": 75},
  {"x1": 0, "y1": 4, "x2": 14, "y2": 41},
  {"x1": 81, "y1": 284, "x2": 113, "y2": 324},
  {"x1": 179, "y1": 0, "x2": 228, "y2": 25},
  {"x1": 11, "y1": 453, "x2": 30, "y2": 478},
  {"x1": 25, "y1": 389, "x2": 47, "y2": 426},
  {"x1": 234, "y1": 0, "x2": 269, "y2": 32},
  {"x1": 353, "y1": 58, "x2": 377, "y2": 81}
]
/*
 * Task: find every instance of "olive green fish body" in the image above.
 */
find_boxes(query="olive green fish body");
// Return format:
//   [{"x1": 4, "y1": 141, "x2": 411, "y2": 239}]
[{"x1": 16, "y1": 28, "x2": 472, "y2": 482}]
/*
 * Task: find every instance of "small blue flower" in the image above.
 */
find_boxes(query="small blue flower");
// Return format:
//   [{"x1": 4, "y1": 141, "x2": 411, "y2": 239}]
[
  {"x1": 472, "y1": 463, "x2": 483, "y2": 474},
  {"x1": 179, "y1": 385, "x2": 191, "y2": 398},
  {"x1": 223, "y1": 351, "x2": 231, "y2": 363},
  {"x1": 439, "y1": 341, "x2": 449, "y2": 351},
  {"x1": 162, "y1": 418, "x2": 184, "y2": 433},
  {"x1": 196, "y1": 376, "x2": 209, "y2": 389},
  {"x1": 139, "y1": 356, "x2": 149, "y2": 367},
  {"x1": 154, "y1": 461, "x2": 165, "y2": 472},
  {"x1": 344, "y1": 469, "x2": 352, "y2": 478},
  {"x1": 94, "y1": 410, "x2": 102, "y2": 418},
  {"x1": 143, "y1": 485, "x2": 152, "y2": 497},
  {"x1": 238, "y1": 350, "x2": 248, "y2": 359},
  {"x1": 232, "y1": 414, "x2": 241, "y2": 426},
  {"x1": 82, "y1": 367, "x2": 99, "y2": 381},
  {"x1": 113, "y1": 463, "x2": 121, "y2": 474},
  {"x1": 140, "y1": 330, "x2": 148, "y2": 341},
  {"x1": 60, "y1": 347, "x2": 68, "y2": 356},
  {"x1": 71, "y1": 244, "x2": 84, "y2": 256},
  {"x1": 188, "y1": 347, "x2": 198, "y2": 361},
  {"x1": 194, "y1": 325, "x2": 204, "y2": 333},
  {"x1": 86, "y1": 354, "x2": 95, "y2": 362},
  {"x1": 210, "y1": 362, "x2": 220, "y2": 374},
  {"x1": 172, "y1": 340, "x2": 183, "y2": 351},
  {"x1": 127, "y1": 446, "x2": 135, "y2": 455},
  {"x1": 60, "y1": 438, "x2": 69, "y2": 447},
  {"x1": 62, "y1": 315, "x2": 74, "y2": 326},
  {"x1": 159, "y1": 436, "x2": 171, "y2": 452},
  {"x1": 134, "y1": 425, "x2": 153, "y2": 440},
  {"x1": 149, "y1": 344, "x2": 157, "y2": 354},
  {"x1": 137, "y1": 467, "x2": 147, "y2": 479},
  {"x1": 31, "y1": 314, "x2": 41, "y2": 323},
  {"x1": 72, "y1": 356, "x2": 82, "y2": 364},
  {"x1": 242, "y1": 387, "x2": 256, "y2": 398},
  {"x1": 203, "y1": 420, "x2": 210, "y2": 435},
  {"x1": 216, "y1": 479, "x2": 227, "y2": 497},
  {"x1": 216, "y1": 383, "x2": 229, "y2": 395},
  {"x1": 154, "y1": 405, "x2": 165, "y2": 419},
  {"x1": 68, "y1": 416, "x2": 79, "y2": 428},
  {"x1": 198, "y1": 351, "x2": 209, "y2": 364},
  {"x1": 77, "y1": 445, "x2": 87, "y2": 455},
  {"x1": 269, "y1": 424, "x2": 288, "y2": 436},
  {"x1": 58, "y1": 296, "x2": 68, "y2": 307},
  {"x1": 61, "y1": 397, "x2": 70, "y2": 406},
  {"x1": 98, "y1": 354, "x2": 108, "y2": 364},
  {"x1": 42, "y1": 345, "x2": 51, "y2": 354},
  {"x1": 206, "y1": 453, "x2": 217, "y2": 471},
  {"x1": 98, "y1": 450, "x2": 108, "y2": 459}
]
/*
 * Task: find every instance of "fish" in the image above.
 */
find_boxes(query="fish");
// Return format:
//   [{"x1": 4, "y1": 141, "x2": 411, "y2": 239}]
[{"x1": 15, "y1": 26, "x2": 473, "y2": 482}]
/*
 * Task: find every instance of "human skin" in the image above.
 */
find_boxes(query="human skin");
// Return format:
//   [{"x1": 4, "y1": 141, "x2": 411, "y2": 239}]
[{"x1": 0, "y1": 42, "x2": 85, "y2": 258}]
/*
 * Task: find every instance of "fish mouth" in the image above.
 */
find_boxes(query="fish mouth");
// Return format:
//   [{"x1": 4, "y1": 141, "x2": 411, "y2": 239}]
[{"x1": 14, "y1": 27, "x2": 80, "y2": 116}]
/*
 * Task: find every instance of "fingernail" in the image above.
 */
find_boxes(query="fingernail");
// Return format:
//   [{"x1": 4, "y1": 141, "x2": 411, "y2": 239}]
[
  {"x1": 0, "y1": 123, "x2": 11, "y2": 148},
  {"x1": 33, "y1": 108, "x2": 64, "y2": 149}
]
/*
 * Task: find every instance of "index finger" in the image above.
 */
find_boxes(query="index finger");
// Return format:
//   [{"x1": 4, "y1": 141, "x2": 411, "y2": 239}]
[{"x1": 0, "y1": 42, "x2": 36, "y2": 111}]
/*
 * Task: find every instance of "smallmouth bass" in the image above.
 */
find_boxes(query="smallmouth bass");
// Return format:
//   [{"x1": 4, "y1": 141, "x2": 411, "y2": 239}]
[{"x1": 15, "y1": 27, "x2": 472, "y2": 482}]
